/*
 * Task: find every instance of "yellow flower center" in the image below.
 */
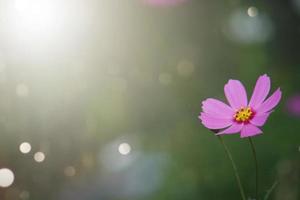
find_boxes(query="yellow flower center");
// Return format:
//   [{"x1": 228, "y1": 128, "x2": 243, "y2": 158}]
[{"x1": 234, "y1": 107, "x2": 254, "y2": 123}]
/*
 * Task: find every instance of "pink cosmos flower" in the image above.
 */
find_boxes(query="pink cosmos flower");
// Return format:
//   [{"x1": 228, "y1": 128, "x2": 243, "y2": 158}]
[{"x1": 199, "y1": 74, "x2": 282, "y2": 138}]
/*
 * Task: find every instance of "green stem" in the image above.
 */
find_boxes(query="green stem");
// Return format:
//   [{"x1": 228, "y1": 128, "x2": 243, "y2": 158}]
[
  {"x1": 218, "y1": 136, "x2": 247, "y2": 200},
  {"x1": 249, "y1": 138, "x2": 259, "y2": 200},
  {"x1": 264, "y1": 180, "x2": 278, "y2": 200}
]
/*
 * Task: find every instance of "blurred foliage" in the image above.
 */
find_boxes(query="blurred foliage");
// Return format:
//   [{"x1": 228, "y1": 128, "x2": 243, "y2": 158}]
[{"x1": 0, "y1": 0, "x2": 299, "y2": 200}]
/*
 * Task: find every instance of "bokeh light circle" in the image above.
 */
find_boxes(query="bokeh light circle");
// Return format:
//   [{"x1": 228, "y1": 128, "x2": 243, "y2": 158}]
[
  {"x1": 225, "y1": 9, "x2": 273, "y2": 44},
  {"x1": 64, "y1": 166, "x2": 76, "y2": 177},
  {"x1": 19, "y1": 142, "x2": 32, "y2": 154},
  {"x1": 177, "y1": 60, "x2": 195, "y2": 77},
  {"x1": 34, "y1": 152, "x2": 45, "y2": 162},
  {"x1": 247, "y1": 6, "x2": 258, "y2": 17},
  {"x1": 0, "y1": 168, "x2": 15, "y2": 188},
  {"x1": 159, "y1": 73, "x2": 172, "y2": 85},
  {"x1": 19, "y1": 190, "x2": 30, "y2": 200},
  {"x1": 118, "y1": 143, "x2": 131, "y2": 155}
]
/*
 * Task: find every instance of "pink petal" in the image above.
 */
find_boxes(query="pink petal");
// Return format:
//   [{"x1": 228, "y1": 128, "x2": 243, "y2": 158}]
[
  {"x1": 199, "y1": 112, "x2": 233, "y2": 129},
  {"x1": 202, "y1": 98, "x2": 234, "y2": 119},
  {"x1": 257, "y1": 88, "x2": 282, "y2": 113},
  {"x1": 249, "y1": 74, "x2": 270, "y2": 109},
  {"x1": 224, "y1": 80, "x2": 248, "y2": 110},
  {"x1": 216, "y1": 122, "x2": 243, "y2": 135},
  {"x1": 240, "y1": 124, "x2": 262, "y2": 138},
  {"x1": 250, "y1": 112, "x2": 270, "y2": 126}
]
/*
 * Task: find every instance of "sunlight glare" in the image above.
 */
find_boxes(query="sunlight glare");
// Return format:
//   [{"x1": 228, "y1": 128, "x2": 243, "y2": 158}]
[{"x1": 11, "y1": 0, "x2": 63, "y2": 41}]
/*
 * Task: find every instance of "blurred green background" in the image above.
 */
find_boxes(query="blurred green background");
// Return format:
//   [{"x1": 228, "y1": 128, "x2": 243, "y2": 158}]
[{"x1": 0, "y1": 0, "x2": 299, "y2": 199}]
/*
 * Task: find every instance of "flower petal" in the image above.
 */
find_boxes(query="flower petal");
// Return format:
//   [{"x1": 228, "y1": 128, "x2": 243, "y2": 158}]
[
  {"x1": 257, "y1": 88, "x2": 282, "y2": 113},
  {"x1": 216, "y1": 122, "x2": 243, "y2": 135},
  {"x1": 250, "y1": 112, "x2": 270, "y2": 127},
  {"x1": 202, "y1": 98, "x2": 234, "y2": 118},
  {"x1": 224, "y1": 80, "x2": 248, "y2": 110},
  {"x1": 240, "y1": 124, "x2": 262, "y2": 138},
  {"x1": 249, "y1": 74, "x2": 271, "y2": 109},
  {"x1": 199, "y1": 112, "x2": 233, "y2": 129}
]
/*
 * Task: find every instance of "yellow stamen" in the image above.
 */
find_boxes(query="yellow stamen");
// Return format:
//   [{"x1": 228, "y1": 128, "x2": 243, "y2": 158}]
[{"x1": 234, "y1": 107, "x2": 254, "y2": 123}]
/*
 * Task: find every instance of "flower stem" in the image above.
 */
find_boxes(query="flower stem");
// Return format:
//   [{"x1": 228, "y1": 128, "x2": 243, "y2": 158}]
[
  {"x1": 217, "y1": 136, "x2": 247, "y2": 200},
  {"x1": 264, "y1": 180, "x2": 278, "y2": 200},
  {"x1": 249, "y1": 137, "x2": 259, "y2": 200}
]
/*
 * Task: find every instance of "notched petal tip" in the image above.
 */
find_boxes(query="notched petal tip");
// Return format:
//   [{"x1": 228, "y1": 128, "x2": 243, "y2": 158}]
[
  {"x1": 277, "y1": 87, "x2": 282, "y2": 93},
  {"x1": 198, "y1": 112, "x2": 205, "y2": 120},
  {"x1": 260, "y1": 74, "x2": 270, "y2": 82},
  {"x1": 201, "y1": 98, "x2": 209, "y2": 107},
  {"x1": 226, "y1": 79, "x2": 234, "y2": 84}
]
